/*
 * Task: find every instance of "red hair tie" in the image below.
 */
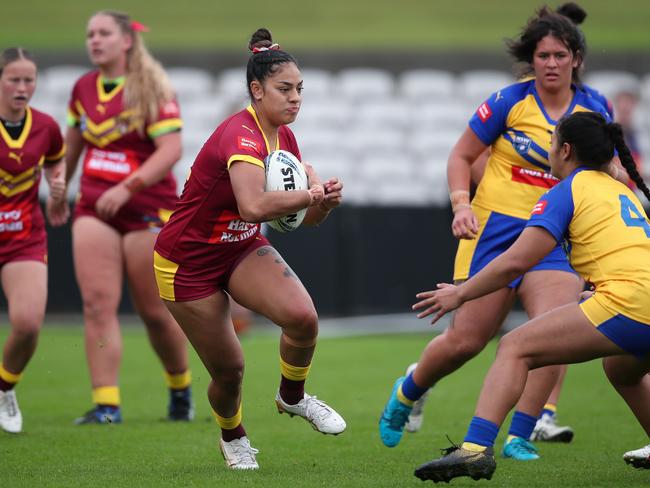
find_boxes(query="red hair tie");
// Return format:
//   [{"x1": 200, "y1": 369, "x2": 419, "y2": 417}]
[
  {"x1": 251, "y1": 43, "x2": 280, "y2": 54},
  {"x1": 131, "y1": 21, "x2": 150, "y2": 33}
]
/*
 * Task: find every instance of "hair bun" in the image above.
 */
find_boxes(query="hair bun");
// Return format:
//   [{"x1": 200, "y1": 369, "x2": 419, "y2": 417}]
[
  {"x1": 248, "y1": 28, "x2": 273, "y2": 53},
  {"x1": 556, "y1": 2, "x2": 587, "y2": 25}
]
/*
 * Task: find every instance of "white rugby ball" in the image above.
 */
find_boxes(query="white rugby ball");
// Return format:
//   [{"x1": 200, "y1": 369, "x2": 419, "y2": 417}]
[{"x1": 264, "y1": 150, "x2": 309, "y2": 232}]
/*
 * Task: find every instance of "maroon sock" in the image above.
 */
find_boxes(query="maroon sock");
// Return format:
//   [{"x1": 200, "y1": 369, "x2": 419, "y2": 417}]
[
  {"x1": 279, "y1": 375, "x2": 305, "y2": 405},
  {"x1": 222, "y1": 424, "x2": 247, "y2": 442},
  {"x1": 0, "y1": 377, "x2": 15, "y2": 392}
]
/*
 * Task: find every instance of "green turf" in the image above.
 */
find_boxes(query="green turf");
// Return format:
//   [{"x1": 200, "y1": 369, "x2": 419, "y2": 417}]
[
  {"x1": 1, "y1": 325, "x2": 648, "y2": 487},
  {"x1": 2, "y1": 0, "x2": 649, "y2": 51}
]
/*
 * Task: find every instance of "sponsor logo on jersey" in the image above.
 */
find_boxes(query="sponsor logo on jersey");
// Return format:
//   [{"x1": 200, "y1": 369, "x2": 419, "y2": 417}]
[
  {"x1": 238, "y1": 136, "x2": 260, "y2": 151},
  {"x1": 86, "y1": 149, "x2": 132, "y2": 175},
  {"x1": 511, "y1": 166, "x2": 558, "y2": 189},
  {"x1": 513, "y1": 134, "x2": 532, "y2": 155},
  {"x1": 0, "y1": 209, "x2": 24, "y2": 233},
  {"x1": 477, "y1": 102, "x2": 492, "y2": 122},
  {"x1": 494, "y1": 91, "x2": 503, "y2": 102},
  {"x1": 241, "y1": 124, "x2": 255, "y2": 134},
  {"x1": 531, "y1": 200, "x2": 547, "y2": 215},
  {"x1": 219, "y1": 219, "x2": 259, "y2": 243}
]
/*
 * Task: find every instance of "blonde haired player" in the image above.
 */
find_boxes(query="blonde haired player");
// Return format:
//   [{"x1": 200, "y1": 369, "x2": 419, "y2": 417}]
[{"x1": 52, "y1": 11, "x2": 193, "y2": 424}]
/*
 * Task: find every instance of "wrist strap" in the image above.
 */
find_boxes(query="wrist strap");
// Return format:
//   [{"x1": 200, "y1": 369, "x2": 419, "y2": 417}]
[{"x1": 450, "y1": 190, "x2": 471, "y2": 213}]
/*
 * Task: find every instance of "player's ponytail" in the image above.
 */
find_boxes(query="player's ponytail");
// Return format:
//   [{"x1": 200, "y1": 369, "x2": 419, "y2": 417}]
[
  {"x1": 246, "y1": 28, "x2": 297, "y2": 98},
  {"x1": 607, "y1": 123, "x2": 650, "y2": 202},
  {"x1": 95, "y1": 11, "x2": 175, "y2": 134}
]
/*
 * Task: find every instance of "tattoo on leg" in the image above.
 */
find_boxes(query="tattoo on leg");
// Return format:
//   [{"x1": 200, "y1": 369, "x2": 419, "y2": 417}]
[
  {"x1": 257, "y1": 246, "x2": 297, "y2": 279},
  {"x1": 283, "y1": 267, "x2": 297, "y2": 279}
]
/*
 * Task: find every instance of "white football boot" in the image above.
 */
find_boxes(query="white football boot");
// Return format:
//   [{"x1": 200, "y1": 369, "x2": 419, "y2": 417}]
[
  {"x1": 405, "y1": 363, "x2": 430, "y2": 433},
  {"x1": 623, "y1": 444, "x2": 650, "y2": 469},
  {"x1": 219, "y1": 436, "x2": 259, "y2": 470},
  {"x1": 0, "y1": 390, "x2": 23, "y2": 433},
  {"x1": 275, "y1": 391, "x2": 346, "y2": 435},
  {"x1": 529, "y1": 412, "x2": 573, "y2": 443}
]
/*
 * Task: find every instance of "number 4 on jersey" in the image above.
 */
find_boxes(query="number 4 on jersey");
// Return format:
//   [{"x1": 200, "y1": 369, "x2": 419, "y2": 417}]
[{"x1": 619, "y1": 194, "x2": 650, "y2": 237}]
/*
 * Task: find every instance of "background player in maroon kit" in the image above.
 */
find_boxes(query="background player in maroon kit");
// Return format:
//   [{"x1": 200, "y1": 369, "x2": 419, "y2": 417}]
[
  {"x1": 0, "y1": 47, "x2": 66, "y2": 433},
  {"x1": 154, "y1": 28, "x2": 345, "y2": 470},
  {"x1": 53, "y1": 11, "x2": 192, "y2": 424}
]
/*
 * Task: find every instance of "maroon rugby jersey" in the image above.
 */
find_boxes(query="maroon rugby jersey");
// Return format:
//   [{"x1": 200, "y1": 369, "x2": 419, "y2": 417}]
[
  {"x1": 67, "y1": 71, "x2": 182, "y2": 210},
  {"x1": 155, "y1": 105, "x2": 301, "y2": 264},
  {"x1": 0, "y1": 107, "x2": 64, "y2": 252}
]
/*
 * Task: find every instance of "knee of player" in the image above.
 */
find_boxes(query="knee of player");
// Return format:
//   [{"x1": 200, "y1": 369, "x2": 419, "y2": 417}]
[
  {"x1": 447, "y1": 333, "x2": 488, "y2": 361},
  {"x1": 9, "y1": 312, "x2": 43, "y2": 340},
  {"x1": 81, "y1": 293, "x2": 117, "y2": 324},
  {"x1": 494, "y1": 332, "x2": 531, "y2": 364},
  {"x1": 279, "y1": 304, "x2": 318, "y2": 339},
  {"x1": 212, "y1": 361, "x2": 245, "y2": 387},
  {"x1": 495, "y1": 332, "x2": 518, "y2": 354}
]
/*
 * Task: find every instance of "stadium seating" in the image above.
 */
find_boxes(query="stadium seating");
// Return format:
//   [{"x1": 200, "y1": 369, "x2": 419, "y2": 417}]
[
  {"x1": 397, "y1": 69, "x2": 456, "y2": 101},
  {"x1": 35, "y1": 66, "x2": 650, "y2": 206},
  {"x1": 584, "y1": 70, "x2": 640, "y2": 100}
]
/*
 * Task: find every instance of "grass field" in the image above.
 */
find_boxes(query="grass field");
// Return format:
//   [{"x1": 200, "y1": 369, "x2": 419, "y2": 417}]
[
  {"x1": 2, "y1": 0, "x2": 650, "y2": 51},
  {"x1": 1, "y1": 324, "x2": 648, "y2": 487}
]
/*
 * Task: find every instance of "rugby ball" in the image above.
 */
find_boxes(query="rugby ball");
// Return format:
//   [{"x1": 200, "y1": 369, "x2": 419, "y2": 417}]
[{"x1": 264, "y1": 150, "x2": 309, "y2": 232}]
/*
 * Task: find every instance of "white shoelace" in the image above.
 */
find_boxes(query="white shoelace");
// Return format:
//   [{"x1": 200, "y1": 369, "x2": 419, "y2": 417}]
[
  {"x1": 303, "y1": 395, "x2": 334, "y2": 421},
  {"x1": 232, "y1": 439, "x2": 259, "y2": 464},
  {"x1": 1, "y1": 392, "x2": 18, "y2": 417}
]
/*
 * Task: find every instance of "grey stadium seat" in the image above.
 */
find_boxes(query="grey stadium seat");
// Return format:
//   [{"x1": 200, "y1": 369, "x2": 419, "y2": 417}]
[
  {"x1": 167, "y1": 67, "x2": 214, "y2": 104},
  {"x1": 458, "y1": 70, "x2": 515, "y2": 107},
  {"x1": 354, "y1": 99, "x2": 412, "y2": 129},
  {"x1": 397, "y1": 69, "x2": 456, "y2": 101},
  {"x1": 334, "y1": 68, "x2": 395, "y2": 101},
  {"x1": 41, "y1": 65, "x2": 89, "y2": 100},
  {"x1": 299, "y1": 68, "x2": 334, "y2": 100},
  {"x1": 584, "y1": 70, "x2": 640, "y2": 100},
  {"x1": 216, "y1": 67, "x2": 249, "y2": 105}
]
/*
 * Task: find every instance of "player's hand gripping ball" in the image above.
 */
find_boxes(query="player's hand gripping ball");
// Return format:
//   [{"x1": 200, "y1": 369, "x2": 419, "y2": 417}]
[{"x1": 264, "y1": 150, "x2": 309, "y2": 232}]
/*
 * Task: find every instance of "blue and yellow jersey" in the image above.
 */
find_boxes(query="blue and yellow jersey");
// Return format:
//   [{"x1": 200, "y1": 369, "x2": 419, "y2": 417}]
[
  {"x1": 579, "y1": 84, "x2": 614, "y2": 119},
  {"x1": 527, "y1": 168, "x2": 650, "y2": 323},
  {"x1": 468, "y1": 79, "x2": 611, "y2": 220}
]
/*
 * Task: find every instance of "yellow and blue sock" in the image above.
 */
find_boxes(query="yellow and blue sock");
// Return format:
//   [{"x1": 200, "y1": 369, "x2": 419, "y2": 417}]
[
  {"x1": 540, "y1": 403, "x2": 557, "y2": 418},
  {"x1": 507, "y1": 411, "x2": 537, "y2": 442},
  {"x1": 462, "y1": 416, "x2": 499, "y2": 452},
  {"x1": 0, "y1": 363, "x2": 22, "y2": 392},
  {"x1": 398, "y1": 372, "x2": 428, "y2": 405}
]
